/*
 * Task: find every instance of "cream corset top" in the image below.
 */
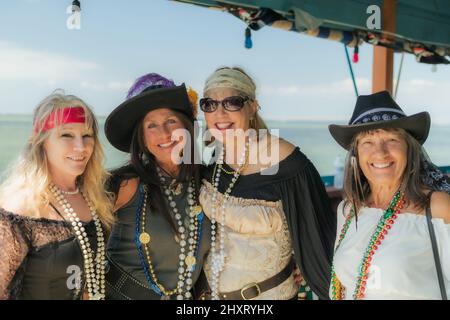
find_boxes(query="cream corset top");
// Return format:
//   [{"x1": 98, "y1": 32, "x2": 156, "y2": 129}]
[
  {"x1": 199, "y1": 181, "x2": 298, "y2": 299},
  {"x1": 200, "y1": 181, "x2": 285, "y2": 235}
]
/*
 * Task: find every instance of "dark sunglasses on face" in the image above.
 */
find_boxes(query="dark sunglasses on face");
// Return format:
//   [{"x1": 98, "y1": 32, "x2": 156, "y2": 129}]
[{"x1": 199, "y1": 96, "x2": 250, "y2": 113}]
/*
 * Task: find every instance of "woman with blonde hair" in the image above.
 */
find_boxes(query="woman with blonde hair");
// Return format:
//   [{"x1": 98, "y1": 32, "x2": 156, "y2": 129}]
[
  {"x1": 0, "y1": 90, "x2": 114, "y2": 300},
  {"x1": 196, "y1": 67, "x2": 336, "y2": 300}
]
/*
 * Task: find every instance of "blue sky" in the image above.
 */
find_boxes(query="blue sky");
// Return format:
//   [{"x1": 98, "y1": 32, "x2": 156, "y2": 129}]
[{"x1": 0, "y1": 0, "x2": 449, "y2": 122}]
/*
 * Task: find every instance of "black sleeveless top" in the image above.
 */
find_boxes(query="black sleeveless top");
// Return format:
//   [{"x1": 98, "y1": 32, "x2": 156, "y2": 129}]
[
  {"x1": 0, "y1": 209, "x2": 97, "y2": 300},
  {"x1": 106, "y1": 179, "x2": 211, "y2": 300}
]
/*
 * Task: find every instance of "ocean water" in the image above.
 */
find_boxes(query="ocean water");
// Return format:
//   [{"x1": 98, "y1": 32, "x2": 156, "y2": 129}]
[{"x1": 1, "y1": 114, "x2": 449, "y2": 178}]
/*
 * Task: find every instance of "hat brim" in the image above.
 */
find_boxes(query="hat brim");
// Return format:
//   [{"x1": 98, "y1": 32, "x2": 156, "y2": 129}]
[
  {"x1": 105, "y1": 84, "x2": 193, "y2": 153},
  {"x1": 329, "y1": 111, "x2": 430, "y2": 150}
]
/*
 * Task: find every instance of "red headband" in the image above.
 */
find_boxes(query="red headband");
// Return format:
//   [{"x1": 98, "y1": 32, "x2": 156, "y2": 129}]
[{"x1": 34, "y1": 106, "x2": 86, "y2": 134}]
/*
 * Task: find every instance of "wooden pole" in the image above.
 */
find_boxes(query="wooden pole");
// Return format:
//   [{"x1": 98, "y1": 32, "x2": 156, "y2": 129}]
[{"x1": 372, "y1": 0, "x2": 397, "y2": 94}]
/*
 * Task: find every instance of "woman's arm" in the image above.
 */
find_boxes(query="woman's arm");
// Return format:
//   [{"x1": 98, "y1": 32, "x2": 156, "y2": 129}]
[
  {"x1": 113, "y1": 178, "x2": 139, "y2": 212},
  {"x1": 275, "y1": 145, "x2": 337, "y2": 300},
  {"x1": 0, "y1": 209, "x2": 30, "y2": 299},
  {"x1": 430, "y1": 191, "x2": 450, "y2": 224}
]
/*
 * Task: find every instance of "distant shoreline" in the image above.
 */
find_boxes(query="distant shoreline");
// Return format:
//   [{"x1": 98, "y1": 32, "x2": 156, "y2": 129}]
[
  {"x1": 2, "y1": 113, "x2": 450, "y2": 126},
  {"x1": 0, "y1": 113, "x2": 346, "y2": 123},
  {"x1": 2, "y1": 113, "x2": 450, "y2": 176}
]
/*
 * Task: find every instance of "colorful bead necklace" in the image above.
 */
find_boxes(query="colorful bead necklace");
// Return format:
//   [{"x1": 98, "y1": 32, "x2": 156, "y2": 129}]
[{"x1": 331, "y1": 190, "x2": 405, "y2": 300}]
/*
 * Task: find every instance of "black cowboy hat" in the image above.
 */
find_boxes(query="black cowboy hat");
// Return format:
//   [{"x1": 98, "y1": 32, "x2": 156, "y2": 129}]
[
  {"x1": 105, "y1": 83, "x2": 194, "y2": 153},
  {"x1": 329, "y1": 91, "x2": 430, "y2": 150}
]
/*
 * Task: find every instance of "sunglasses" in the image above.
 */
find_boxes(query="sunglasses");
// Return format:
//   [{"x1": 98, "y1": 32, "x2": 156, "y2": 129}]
[{"x1": 199, "y1": 96, "x2": 250, "y2": 113}]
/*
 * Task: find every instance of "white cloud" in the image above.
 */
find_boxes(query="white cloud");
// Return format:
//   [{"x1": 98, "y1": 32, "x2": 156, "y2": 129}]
[
  {"x1": 259, "y1": 77, "x2": 371, "y2": 96},
  {"x1": 106, "y1": 81, "x2": 134, "y2": 90},
  {"x1": 80, "y1": 81, "x2": 103, "y2": 90},
  {"x1": 0, "y1": 41, "x2": 98, "y2": 81},
  {"x1": 255, "y1": 77, "x2": 450, "y2": 123},
  {"x1": 407, "y1": 79, "x2": 435, "y2": 87},
  {"x1": 396, "y1": 78, "x2": 450, "y2": 124},
  {"x1": 80, "y1": 80, "x2": 133, "y2": 91},
  {"x1": 400, "y1": 79, "x2": 450, "y2": 92},
  {"x1": 0, "y1": 41, "x2": 132, "y2": 93},
  {"x1": 34, "y1": 79, "x2": 57, "y2": 87}
]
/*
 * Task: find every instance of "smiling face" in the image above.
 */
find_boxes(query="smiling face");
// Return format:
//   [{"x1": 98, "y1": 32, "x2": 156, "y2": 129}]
[
  {"x1": 44, "y1": 122, "x2": 95, "y2": 181},
  {"x1": 356, "y1": 129, "x2": 408, "y2": 189},
  {"x1": 142, "y1": 108, "x2": 186, "y2": 169},
  {"x1": 203, "y1": 87, "x2": 256, "y2": 144}
]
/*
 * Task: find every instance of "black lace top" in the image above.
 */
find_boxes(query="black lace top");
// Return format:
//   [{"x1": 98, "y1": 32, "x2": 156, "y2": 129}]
[{"x1": 0, "y1": 208, "x2": 97, "y2": 300}]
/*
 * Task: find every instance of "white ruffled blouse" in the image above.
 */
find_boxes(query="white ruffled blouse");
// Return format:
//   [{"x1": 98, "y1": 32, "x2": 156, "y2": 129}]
[{"x1": 331, "y1": 200, "x2": 450, "y2": 300}]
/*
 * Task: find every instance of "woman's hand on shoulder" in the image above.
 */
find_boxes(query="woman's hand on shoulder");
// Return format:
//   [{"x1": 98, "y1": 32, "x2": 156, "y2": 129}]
[
  {"x1": 114, "y1": 178, "x2": 139, "y2": 212},
  {"x1": 430, "y1": 191, "x2": 450, "y2": 224}
]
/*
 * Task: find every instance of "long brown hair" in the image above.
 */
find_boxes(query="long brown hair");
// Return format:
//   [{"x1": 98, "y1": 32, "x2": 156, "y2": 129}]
[
  {"x1": 110, "y1": 109, "x2": 201, "y2": 234},
  {"x1": 343, "y1": 128, "x2": 429, "y2": 215}
]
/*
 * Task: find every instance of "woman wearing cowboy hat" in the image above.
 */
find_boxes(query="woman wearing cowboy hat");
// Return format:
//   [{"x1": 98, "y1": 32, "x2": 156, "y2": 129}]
[
  {"x1": 329, "y1": 90, "x2": 450, "y2": 300},
  {"x1": 104, "y1": 73, "x2": 210, "y2": 300}
]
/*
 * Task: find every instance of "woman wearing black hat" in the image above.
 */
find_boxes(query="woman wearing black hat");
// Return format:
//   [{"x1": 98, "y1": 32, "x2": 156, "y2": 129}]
[
  {"x1": 329, "y1": 90, "x2": 450, "y2": 300},
  {"x1": 104, "y1": 73, "x2": 210, "y2": 300}
]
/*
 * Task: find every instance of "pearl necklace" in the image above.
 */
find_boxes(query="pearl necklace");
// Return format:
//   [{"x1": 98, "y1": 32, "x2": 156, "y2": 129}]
[
  {"x1": 49, "y1": 183, "x2": 106, "y2": 300},
  {"x1": 139, "y1": 169, "x2": 202, "y2": 300},
  {"x1": 209, "y1": 139, "x2": 250, "y2": 300},
  {"x1": 59, "y1": 187, "x2": 80, "y2": 195}
]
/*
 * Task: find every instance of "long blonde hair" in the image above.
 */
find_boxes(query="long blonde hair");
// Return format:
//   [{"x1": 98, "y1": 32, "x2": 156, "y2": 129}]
[{"x1": 0, "y1": 90, "x2": 114, "y2": 229}]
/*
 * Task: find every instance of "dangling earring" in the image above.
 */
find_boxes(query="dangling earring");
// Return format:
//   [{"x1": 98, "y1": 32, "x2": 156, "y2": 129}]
[
  {"x1": 350, "y1": 154, "x2": 358, "y2": 184},
  {"x1": 250, "y1": 116, "x2": 256, "y2": 129},
  {"x1": 350, "y1": 155, "x2": 357, "y2": 168},
  {"x1": 351, "y1": 152, "x2": 364, "y2": 209}
]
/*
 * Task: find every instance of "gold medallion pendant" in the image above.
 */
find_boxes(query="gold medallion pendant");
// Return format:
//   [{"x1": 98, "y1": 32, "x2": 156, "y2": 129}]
[
  {"x1": 185, "y1": 255, "x2": 197, "y2": 269},
  {"x1": 192, "y1": 205, "x2": 203, "y2": 216},
  {"x1": 170, "y1": 180, "x2": 183, "y2": 196},
  {"x1": 139, "y1": 232, "x2": 151, "y2": 244}
]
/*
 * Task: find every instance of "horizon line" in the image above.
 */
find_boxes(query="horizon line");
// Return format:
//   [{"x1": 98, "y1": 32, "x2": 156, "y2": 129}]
[{"x1": 2, "y1": 113, "x2": 450, "y2": 125}]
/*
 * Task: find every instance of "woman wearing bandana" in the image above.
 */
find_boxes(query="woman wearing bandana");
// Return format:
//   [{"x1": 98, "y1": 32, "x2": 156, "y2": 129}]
[
  {"x1": 329, "y1": 91, "x2": 450, "y2": 300},
  {"x1": 0, "y1": 91, "x2": 113, "y2": 300},
  {"x1": 196, "y1": 67, "x2": 336, "y2": 300}
]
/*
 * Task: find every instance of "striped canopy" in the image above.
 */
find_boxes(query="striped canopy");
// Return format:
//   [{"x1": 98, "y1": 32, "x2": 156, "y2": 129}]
[{"x1": 171, "y1": 0, "x2": 450, "y2": 64}]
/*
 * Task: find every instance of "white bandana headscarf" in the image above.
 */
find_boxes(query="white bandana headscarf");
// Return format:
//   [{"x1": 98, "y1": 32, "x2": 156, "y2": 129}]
[{"x1": 203, "y1": 68, "x2": 256, "y2": 99}]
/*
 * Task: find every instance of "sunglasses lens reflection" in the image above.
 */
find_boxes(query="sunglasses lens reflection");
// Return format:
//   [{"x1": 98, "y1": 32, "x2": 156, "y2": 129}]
[
  {"x1": 199, "y1": 98, "x2": 217, "y2": 112},
  {"x1": 222, "y1": 96, "x2": 246, "y2": 111},
  {"x1": 200, "y1": 96, "x2": 248, "y2": 113}
]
